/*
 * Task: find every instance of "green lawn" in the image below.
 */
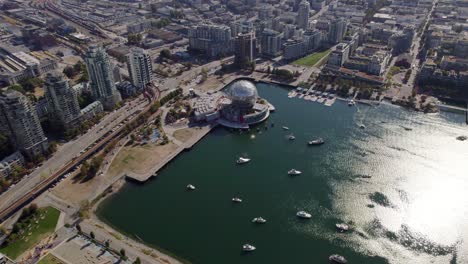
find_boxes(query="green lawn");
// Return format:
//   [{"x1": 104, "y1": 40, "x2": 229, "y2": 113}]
[
  {"x1": 292, "y1": 50, "x2": 331, "y2": 67},
  {"x1": 0, "y1": 207, "x2": 60, "y2": 259},
  {"x1": 37, "y1": 253, "x2": 64, "y2": 264}
]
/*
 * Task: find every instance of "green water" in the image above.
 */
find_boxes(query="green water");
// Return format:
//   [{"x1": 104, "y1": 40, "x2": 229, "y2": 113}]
[{"x1": 97, "y1": 83, "x2": 468, "y2": 264}]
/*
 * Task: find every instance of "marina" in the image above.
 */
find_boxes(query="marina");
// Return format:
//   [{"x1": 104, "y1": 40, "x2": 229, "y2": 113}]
[{"x1": 98, "y1": 82, "x2": 468, "y2": 264}]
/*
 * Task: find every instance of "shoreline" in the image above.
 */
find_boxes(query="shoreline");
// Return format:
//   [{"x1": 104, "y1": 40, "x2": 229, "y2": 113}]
[
  {"x1": 91, "y1": 186, "x2": 192, "y2": 264},
  {"x1": 88, "y1": 77, "x2": 464, "y2": 264}
]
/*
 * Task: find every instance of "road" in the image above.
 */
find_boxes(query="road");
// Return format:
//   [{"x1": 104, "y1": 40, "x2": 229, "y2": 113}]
[
  {"x1": 0, "y1": 57, "x2": 226, "y2": 224},
  {"x1": 0, "y1": 97, "x2": 146, "y2": 213}
]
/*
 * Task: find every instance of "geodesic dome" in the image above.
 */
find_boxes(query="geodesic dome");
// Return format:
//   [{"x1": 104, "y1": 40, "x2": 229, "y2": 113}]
[{"x1": 225, "y1": 80, "x2": 258, "y2": 108}]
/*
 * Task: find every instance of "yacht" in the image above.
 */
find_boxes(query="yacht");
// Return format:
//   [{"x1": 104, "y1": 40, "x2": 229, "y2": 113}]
[
  {"x1": 296, "y1": 211, "x2": 312, "y2": 219},
  {"x1": 252, "y1": 217, "x2": 267, "y2": 224},
  {"x1": 242, "y1": 244, "x2": 256, "y2": 252},
  {"x1": 308, "y1": 138, "x2": 324, "y2": 146},
  {"x1": 329, "y1": 254, "x2": 347, "y2": 263},
  {"x1": 186, "y1": 184, "x2": 196, "y2": 190},
  {"x1": 237, "y1": 157, "x2": 251, "y2": 164},
  {"x1": 288, "y1": 169, "x2": 302, "y2": 175},
  {"x1": 282, "y1": 126, "x2": 289, "y2": 130},
  {"x1": 232, "y1": 197, "x2": 243, "y2": 203},
  {"x1": 348, "y1": 100, "x2": 356, "y2": 106},
  {"x1": 288, "y1": 135, "x2": 296, "y2": 140},
  {"x1": 335, "y1": 223, "x2": 349, "y2": 232}
]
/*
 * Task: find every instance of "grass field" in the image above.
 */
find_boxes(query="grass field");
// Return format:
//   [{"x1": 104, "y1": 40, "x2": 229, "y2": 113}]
[
  {"x1": 37, "y1": 253, "x2": 64, "y2": 264},
  {"x1": 0, "y1": 207, "x2": 60, "y2": 259},
  {"x1": 292, "y1": 50, "x2": 331, "y2": 67}
]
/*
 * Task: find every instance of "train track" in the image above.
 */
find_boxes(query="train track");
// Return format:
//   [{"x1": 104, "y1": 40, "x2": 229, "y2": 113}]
[{"x1": 0, "y1": 103, "x2": 152, "y2": 223}]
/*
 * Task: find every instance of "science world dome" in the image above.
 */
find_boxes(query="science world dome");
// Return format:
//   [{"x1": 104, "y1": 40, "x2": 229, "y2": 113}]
[{"x1": 225, "y1": 80, "x2": 258, "y2": 108}]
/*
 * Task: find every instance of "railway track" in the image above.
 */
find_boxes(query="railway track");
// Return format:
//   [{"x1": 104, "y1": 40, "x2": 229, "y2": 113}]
[{"x1": 0, "y1": 103, "x2": 153, "y2": 223}]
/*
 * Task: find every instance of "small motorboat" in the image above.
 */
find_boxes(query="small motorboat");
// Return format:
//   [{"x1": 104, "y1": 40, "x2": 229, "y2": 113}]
[
  {"x1": 288, "y1": 135, "x2": 296, "y2": 140},
  {"x1": 232, "y1": 197, "x2": 242, "y2": 203},
  {"x1": 252, "y1": 217, "x2": 267, "y2": 224},
  {"x1": 288, "y1": 169, "x2": 302, "y2": 175},
  {"x1": 242, "y1": 244, "x2": 256, "y2": 252},
  {"x1": 308, "y1": 138, "x2": 324, "y2": 146},
  {"x1": 237, "y1": 157, "x2": 251, "y2": 164},
  {"x1": 329, "y1": 254, "x2": 347, "y2": 263},
  {"x1": 359, "y1": 124, "x2": 366, "y2": 129},
  {"x1": 348, "y1": 100, "x2": 355, "y2": 106},
  {"x1": 296, "y1": 211, "x2": 312, "y2": 219},
  {"x1": 335, "y1": 223, "x2": 349, "y2": 232},
  {"x1": 186, "y1": 184, "x2": 196, "y2": 190},
  {"x1": 282, "y1": 126, "x2": 289, "y2": 130}
]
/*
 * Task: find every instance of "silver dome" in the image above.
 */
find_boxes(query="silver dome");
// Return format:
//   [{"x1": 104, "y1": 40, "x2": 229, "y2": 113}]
[{"x1": 226, "y1": 80, "x2": 258, "y2": 107}]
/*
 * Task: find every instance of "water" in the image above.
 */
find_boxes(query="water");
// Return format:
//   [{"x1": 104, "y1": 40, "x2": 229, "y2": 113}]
[{"x1": 97, "y1": 83, "x2": 468, "y2": 264}]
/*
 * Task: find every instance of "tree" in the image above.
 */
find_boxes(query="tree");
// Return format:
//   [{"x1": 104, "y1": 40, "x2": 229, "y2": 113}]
[
  {"x1": 159, "y1": 49, "x2": 171, "y2": 60},
  {"x1": 105, "y1": 240, "x2": 110, "y2": 248},
  {"x1": 8, "y1": 84, "x2": 25, "y2": 94},
  {"x1": 133, "y1": 257, "x2": 141, "y2": 264},
  {"x1": 63, "y1": 66, "x2": 75, "y2": 78},
  {"x1": 19, "y1": 77, "x2": 44, "y2": 92},
  {"x1": 127, "y1": 33, "x2": 142, "y2": 46},
  {"x1": 90, "y1": 231, "x2": 95, "y2": 240},
  {"x1": 48, "y1": 141, "x2": 58, "y2": 154},
  {"x1": 120, "y1": 248, "x2": 126, "y2": 258},
  {"x1": 76, "y1": 224, "x2": 82, "y2": 233}
]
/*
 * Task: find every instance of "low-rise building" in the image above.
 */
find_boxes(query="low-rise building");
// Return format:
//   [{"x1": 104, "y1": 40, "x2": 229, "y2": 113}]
[{"x1": 0, "y1": 151, "x2": 25, "y2": 179}]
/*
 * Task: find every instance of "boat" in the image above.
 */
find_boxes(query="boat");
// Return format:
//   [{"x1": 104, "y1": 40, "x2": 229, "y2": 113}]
[
  {"x1": 335, "y1": 223, "x2": 349, "y2": 232},
  {"x1": 252, "y1": 217, "x2": 267, "y2": 224},
  {"x1": 186, "y1": 184, "x2": 196, "y2": 190},
  {"x1": 282, "y1": 126, "x2": 289, "y2": 130},
  {"x1": 237, "y1": 157, "x2": 251, "y2": 164},
  {"x1": 348, "y1": 100, "x2": 355, "y2": 106},
  {"x1": 296, "y1": 211, "x2": 312, "y2": 219},
  {"x1": 288, "y1": 169, "x2": 302, "y2": 175},
  {"x1": 329, "y1": 254, "x2": 347, "y2": 263},
  {"x1": 242, "y1": 244, "x2": 256, "y2": 252},
  {"x1": 232, "y1": 197, "x2": 242, "y2": 203},
  {"x1": 308, "y1": 138, "x2": 324, "y2": 146},
  {"x1": 288, "y1": 135, "x2": 296, "y2": 140},
  {"x1": 359, "y1": 124, "x2": 366, "y2": 129}
]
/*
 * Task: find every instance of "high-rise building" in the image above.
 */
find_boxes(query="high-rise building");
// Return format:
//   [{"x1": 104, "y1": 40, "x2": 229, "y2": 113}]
[
  {"x1": 297, "y1": 0, "x2": 310, "y2": 30},
  {"x1": 234, "y1": 32, "x2": 257, "y2": 66},
  {"x1": 260, "y1": 29, "x2": 283, "y2": 57},
  {"x1": 327, "y1": 43, "x2": 350, "y2": 67},
  {"x1": 188, "y1": 24, "x2": 233, "y2": 57},
  {"x1": 303, "y1": 30, "x2": 322, "y2": 52},
  {"x1": 329, "y1": 18, "x2": 347, "y2": 44},
  {"x1": 44, "y1": 72, "x2": 81, "y2": 129},
  {"x1": 84, "y1": 45, "x2": 122, "y2": 110},
  {"x1": 127, "y1": 47, "x2": 153, "y2": 90},
  {"x1": 0, "y1": 90, "x2": 48, "y2": 159}
]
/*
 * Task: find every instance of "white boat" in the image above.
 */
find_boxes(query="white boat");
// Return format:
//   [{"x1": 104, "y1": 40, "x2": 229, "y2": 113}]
[
  {"x1": 308, "y1": 138, "x2": 324, "y2": 146},
  {"x1": 236, "y1": 157, "x2": 251, "y2": 164},
  {"x1": 348, "y1": 100, "x2": 355, "y2": 106},
  {"x1": 359, "y1": 124, "x2": 366, "y2": 129},
  {"x1": 288, "y1": 169, "x2": 302, "y2": 175},
  {"x1": 282, "y1": 126, "x2": 289, "y2": 130},
  {"x1": 335, "y1": 223, "x2": 349, "y2": 232},
  {"x1": 242, "y1": 244, "x2": 256, "y2": 252},
  {"x1": 232, "y1": 197, "x2": 242, "y2": 203},
  {"x1": 186, "y1": 184, "x2": 196, "y2": 190},
  {"x1": 329, "y1": 254, "x2": 347, "y2": 263},
  {"x1": 288, "y1": 135, "x2": 296, "y2": 140},
  {"x1": 296, "y1": 210, "x2": 312, "y2": 219},
  {"x1": 252, "y1": 217, "x2": 267, "y2": 224}
]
